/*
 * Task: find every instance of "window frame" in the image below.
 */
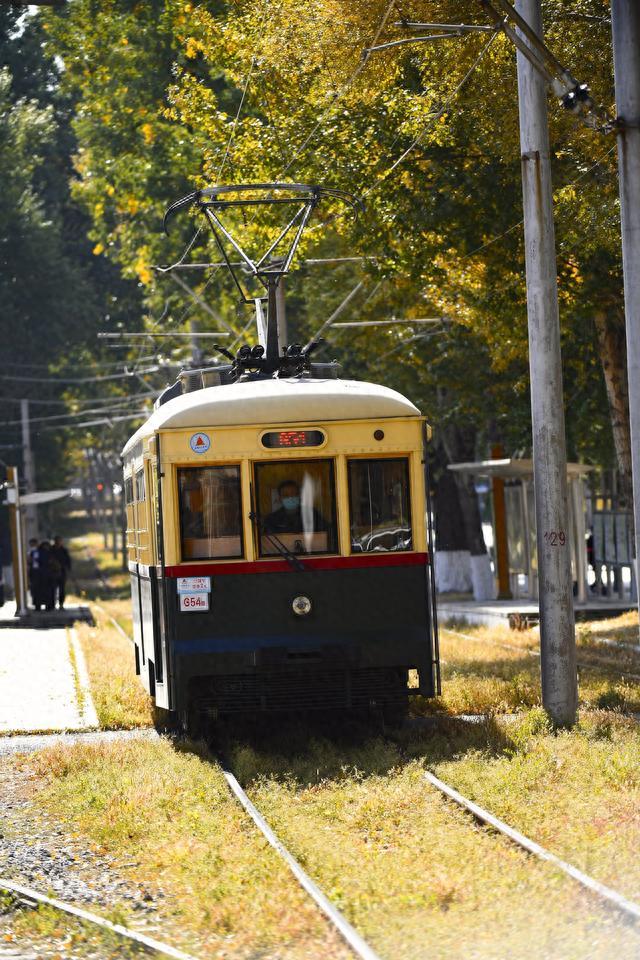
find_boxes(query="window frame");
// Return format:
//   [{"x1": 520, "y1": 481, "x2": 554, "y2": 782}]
[
  {"x1": 177, "y1": 462, "x2": 245, "y2": 562},
  {"x1": 253, "y1": 456, "x2": 339, "y2": 558},
  {"x1": 346, "y1": 455, "x2": 414, "y2": 554}
]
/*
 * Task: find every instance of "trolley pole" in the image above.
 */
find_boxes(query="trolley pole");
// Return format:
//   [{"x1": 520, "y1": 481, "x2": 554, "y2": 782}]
[
  {"x1": 515, "y1": 0, "x2": 577, "y2": 726},
  {"x1": 611, "y1": 0, "x2": 640, "y2": 626}
]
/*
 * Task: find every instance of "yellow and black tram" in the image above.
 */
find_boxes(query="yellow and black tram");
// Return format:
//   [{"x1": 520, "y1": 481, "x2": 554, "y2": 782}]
[{"x1": 123, "y1": 369, "x2": 440, "y2": 729}]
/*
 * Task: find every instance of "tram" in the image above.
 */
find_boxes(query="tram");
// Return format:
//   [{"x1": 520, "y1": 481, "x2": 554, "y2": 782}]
[{"x1": 122, "y1": 184, "x2": 440, "y2": 729}]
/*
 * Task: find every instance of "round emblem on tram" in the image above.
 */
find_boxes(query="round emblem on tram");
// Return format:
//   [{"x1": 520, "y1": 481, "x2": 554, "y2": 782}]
[{"x1": 190, "y1": 432, "x2": 211, "y2": 454}]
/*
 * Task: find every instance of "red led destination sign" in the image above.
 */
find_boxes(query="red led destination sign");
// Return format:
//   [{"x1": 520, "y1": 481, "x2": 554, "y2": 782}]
[{"x1": 261, "y1": 429, "x2": 325, "y2": 449}]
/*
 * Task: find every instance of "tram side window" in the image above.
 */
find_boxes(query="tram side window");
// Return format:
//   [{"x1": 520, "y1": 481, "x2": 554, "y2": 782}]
[
  {"x1": 254, "y1": 459, "x2": 337, "y2": 556},
  {"x1": 124, "y1": 477, "x2": 134, "y2": 505},
  {"x1": 178, "y1": 466, "x2": 243, "y2": 560},
  {"x1": 135, "y1": 470, "x2": 145, "y2": 502},
  {"x1": 348, "y1": 458, "x2": 412, "y2": 552}
]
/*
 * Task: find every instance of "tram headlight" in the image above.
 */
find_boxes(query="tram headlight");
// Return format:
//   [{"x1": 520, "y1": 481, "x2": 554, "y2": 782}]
[{"x1": 292, "y1": 595, "x2": 312, "y2": 617}]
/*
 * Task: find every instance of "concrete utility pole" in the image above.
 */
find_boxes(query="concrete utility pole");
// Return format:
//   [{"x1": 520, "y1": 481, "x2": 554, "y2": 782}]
[
  {"x1": 611, "y1": 0, "x2": 640, "y2": 627},
  {"x1": 6, "y1": 466, "x2": 28, "y2": 616},
  {"x1": 515, "y1": 0, "x2": 577, "y2": 726},
  {"x1": 20, "y1": 400, "x2": 37, "y2": 542}
]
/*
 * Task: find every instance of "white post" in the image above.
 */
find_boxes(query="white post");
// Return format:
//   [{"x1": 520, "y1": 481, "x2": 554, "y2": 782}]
[
  {"x1": 190, "y1": 320, "x2": 203, "y2": 367},
  {"x1": 611, "y1": 0, "x2": 640, "y2": 632},
  {"x1": 276, "y1": 276, "x2": 288, "y2": 347},
  {"x1": 515, "y1": 0, "x2": 577, "y2": 726},
  {"x1": 20, "y1": 399, "x2": 37, "y2": 542}
]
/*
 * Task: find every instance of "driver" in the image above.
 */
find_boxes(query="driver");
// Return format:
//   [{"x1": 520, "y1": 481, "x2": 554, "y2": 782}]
[{"x1": 264, "y1": 480, "x2": 327, "y2": 534}]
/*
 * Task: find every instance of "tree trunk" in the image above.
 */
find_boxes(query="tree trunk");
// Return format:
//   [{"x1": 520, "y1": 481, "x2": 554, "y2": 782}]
[
  {"x1": 435, "y1": 425, "x2": 496, "y2": 600},
  {"x1": 441, "y1": 422, "x2": 488, "y2": 556},
  {"x1": 594, "y1": 310, "x2": 633, "y2": 510},
  {"x1": 434, "y1": 464, "x2": 472, "y2": 594},
  {"x1": 434, "y1": 465, "x2": 467, "y2": 551}
]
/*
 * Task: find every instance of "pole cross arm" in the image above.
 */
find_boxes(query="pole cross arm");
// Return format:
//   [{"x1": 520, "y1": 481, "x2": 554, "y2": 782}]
[
  {"x1": 481, "y1": 0, "x2": 617, "y2": 132},
  {"x1": 364, "y1": 2, "x2": 617, "y2": 134}
]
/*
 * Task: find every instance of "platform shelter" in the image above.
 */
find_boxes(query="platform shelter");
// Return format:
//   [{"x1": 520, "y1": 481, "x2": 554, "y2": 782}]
[{"x1": 448, "y1": 458, "x2": 593, "y2": 604}]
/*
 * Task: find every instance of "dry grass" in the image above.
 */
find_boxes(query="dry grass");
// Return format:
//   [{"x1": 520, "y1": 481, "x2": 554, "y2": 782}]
[
  {"x1": 2, "y1": 898, "x2": 142, "y2": 958},
  {"x1": 431, "y1": 709, "x2": 640, "y2": 906},
  {"x1": 414, "y1": 616, "x2": 640, "y2": 716},
  {"x1": 76, "y1": 604, "x2": 153, "y2": 730},
  {"x1": 15, "y1": 716, "x2": 640, "y2": 960},
  {"x1": 67, "y1": 530, "x2": 130, "y2": 602},
  {"x1": 19, "y1": 738, "x2": 353, "y2": 959}
]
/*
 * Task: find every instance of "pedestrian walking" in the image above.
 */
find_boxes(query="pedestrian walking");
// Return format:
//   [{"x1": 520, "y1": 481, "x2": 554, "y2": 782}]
[
  {"x1": 51, "y1": 535, "x2": 71, "y2": 610},
  {"x1": 37, "y1": 541, "x2": 56, "y2": 611},
  {"x1": 27, "y1": 538, "x2": 42, "y2": 610}
]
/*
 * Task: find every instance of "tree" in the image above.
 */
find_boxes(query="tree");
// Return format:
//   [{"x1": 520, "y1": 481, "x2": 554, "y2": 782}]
[{"x1": 40, "y1": 0, "x2": 626, "y2": 593}]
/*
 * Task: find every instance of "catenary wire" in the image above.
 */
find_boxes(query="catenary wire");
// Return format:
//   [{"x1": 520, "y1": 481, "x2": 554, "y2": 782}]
[
  {"x1": 460, "y1": 142, "x2": 618, "y2": 261},
  {"x1": 0, "y1": 365, "x2": 177, "y2": 385},
  {"x1": 278, "y1": 0, "x2": 397, "y2": 178}
]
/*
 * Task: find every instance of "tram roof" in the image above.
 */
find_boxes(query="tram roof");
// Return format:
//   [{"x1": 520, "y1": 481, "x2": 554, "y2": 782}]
[{"x1": 122, "y1": 377, "x2": 421, "y2": 457}]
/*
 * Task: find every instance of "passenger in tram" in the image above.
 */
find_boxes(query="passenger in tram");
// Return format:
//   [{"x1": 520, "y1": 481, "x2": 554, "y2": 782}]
[{"x1": 264, "y1": 479, "x2": 328, "y2": 535}]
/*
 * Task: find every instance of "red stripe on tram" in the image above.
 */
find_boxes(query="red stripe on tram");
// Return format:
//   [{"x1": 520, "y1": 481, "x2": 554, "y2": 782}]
[{"x1": 165, "y1": 552, "x2": 428, "y2": 578}]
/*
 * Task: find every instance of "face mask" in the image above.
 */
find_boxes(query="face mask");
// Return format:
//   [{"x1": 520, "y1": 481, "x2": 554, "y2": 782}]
[{"x1": 282, "y1": 495, "x2": 300, "y2": 511}]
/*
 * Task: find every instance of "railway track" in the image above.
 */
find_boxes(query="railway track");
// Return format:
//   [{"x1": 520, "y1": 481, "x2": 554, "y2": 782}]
[
  {"x1": 0, "y1": 876, "x2": 198, "y2": 960},
  {"x1": 56, "y1": 600, "x2": 640, "y2": 953}
]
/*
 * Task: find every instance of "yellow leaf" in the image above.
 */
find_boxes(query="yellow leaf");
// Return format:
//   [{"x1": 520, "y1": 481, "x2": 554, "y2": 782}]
[
  {"x1": 92, "y1": 242, "x2": 105, "y2": 256},
  {"x1": 141, "y1": 122, "x2": 155, "y2": 144}
]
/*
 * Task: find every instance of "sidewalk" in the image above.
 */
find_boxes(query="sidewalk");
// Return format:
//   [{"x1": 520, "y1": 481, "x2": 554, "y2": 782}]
[{"x1": 0, "y1": 608, "x2": 98, "y2": 734}]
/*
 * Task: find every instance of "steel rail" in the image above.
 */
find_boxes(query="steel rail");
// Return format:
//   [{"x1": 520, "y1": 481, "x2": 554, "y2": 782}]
[
  {"x1": 424, "y1": 770, "x2": 640, "y2": 923},
  {"x1": 0, "y1": 877, "x2": 199, "y2": 960},
  {"x1": 93, "y1": 602, "x2": 132, "y2": 643},
  {"x1": 90, "y1": 602, "x2": 379, "y2": 958},
  {"x1": 221, "y1": 767, "x2": 383, "y2": 960}
]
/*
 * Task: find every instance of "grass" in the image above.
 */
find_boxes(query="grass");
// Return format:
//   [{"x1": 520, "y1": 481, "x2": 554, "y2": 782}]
[
  {"x1": 15, "y1": 738, "x2": 354, "y2": 959},
  {"x1": 74, "y1": 605, "x2": 154, "y2": 730},
  {"x1": 413, "y1": 615, "x2": 640, "y2": 716},
  {"x1": 12, "y1": 516, "x2": 640, "y2": 956},
  {"x1": 431, "y1": 709, "x2": 640, "y2": 901},
  {"x1": 1, "y1": 898, "x2": 145, "y2": 959},
  {"x1": 67, "y1": 524, "x2": 130, "y2": 602},
  {"x1": 11, "y1": 715, "x2": 640, "y2": 959},
  {"x1": 66, "y1": 627, "x2": 86, "y2": 719}
]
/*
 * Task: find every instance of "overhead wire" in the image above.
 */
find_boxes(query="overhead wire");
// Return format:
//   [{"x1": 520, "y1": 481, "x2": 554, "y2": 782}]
[
  {"x1": 460, "y1": 142, "x2": 618, "y2": 262},
  {"x1": 0, "y1": 397, "x2": 154, "y2": 427},
  {"x1": 278, "y1": 0, "x2": 398, "y2": 179},
  {"x1": 35, "y1": 412, "x2": 150, "y2": 433},
  {"x1": 0, "y1": 365, "x2": 177, "y2": 384},
  {"x1": 362, "y1": 29, "x2": 501, "y2": 199}
]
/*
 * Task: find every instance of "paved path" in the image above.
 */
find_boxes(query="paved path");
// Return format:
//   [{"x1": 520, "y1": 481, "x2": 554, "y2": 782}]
[
  {"x1": 0, "y1": 627, "x2": 97, "y2": 734},
  {"x1": 0, "y1": 727, "x2": 158, "y2": 756}
]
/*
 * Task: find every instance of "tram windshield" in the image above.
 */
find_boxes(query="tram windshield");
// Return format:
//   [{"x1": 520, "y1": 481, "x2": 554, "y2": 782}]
[
  {"x1": 348, "y1": 458, "x2": 412, "y2": 552},
  {"x1": 254, "y1": 459, "x2": 337, "y2": 556},
  {"x1": 178, "y1": 466, "x2": 243, "y2": 560}
]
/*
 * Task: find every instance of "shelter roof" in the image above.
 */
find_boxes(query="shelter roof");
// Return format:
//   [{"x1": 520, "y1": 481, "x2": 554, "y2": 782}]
[{"x1": 448, "y1": 458, "x2": 594, "y2": 479}]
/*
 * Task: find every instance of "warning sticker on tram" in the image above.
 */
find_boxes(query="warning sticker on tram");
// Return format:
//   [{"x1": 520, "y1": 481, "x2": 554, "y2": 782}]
[
  {"x1": 177, "y1": 576, "x2": 211, "y2": 594},
  {"x1": 190, "y1": 432, "x2": 211, "y2": 454},
  {"x1": 179, "y1": 593, "x2": 210, "y2": 612}
]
